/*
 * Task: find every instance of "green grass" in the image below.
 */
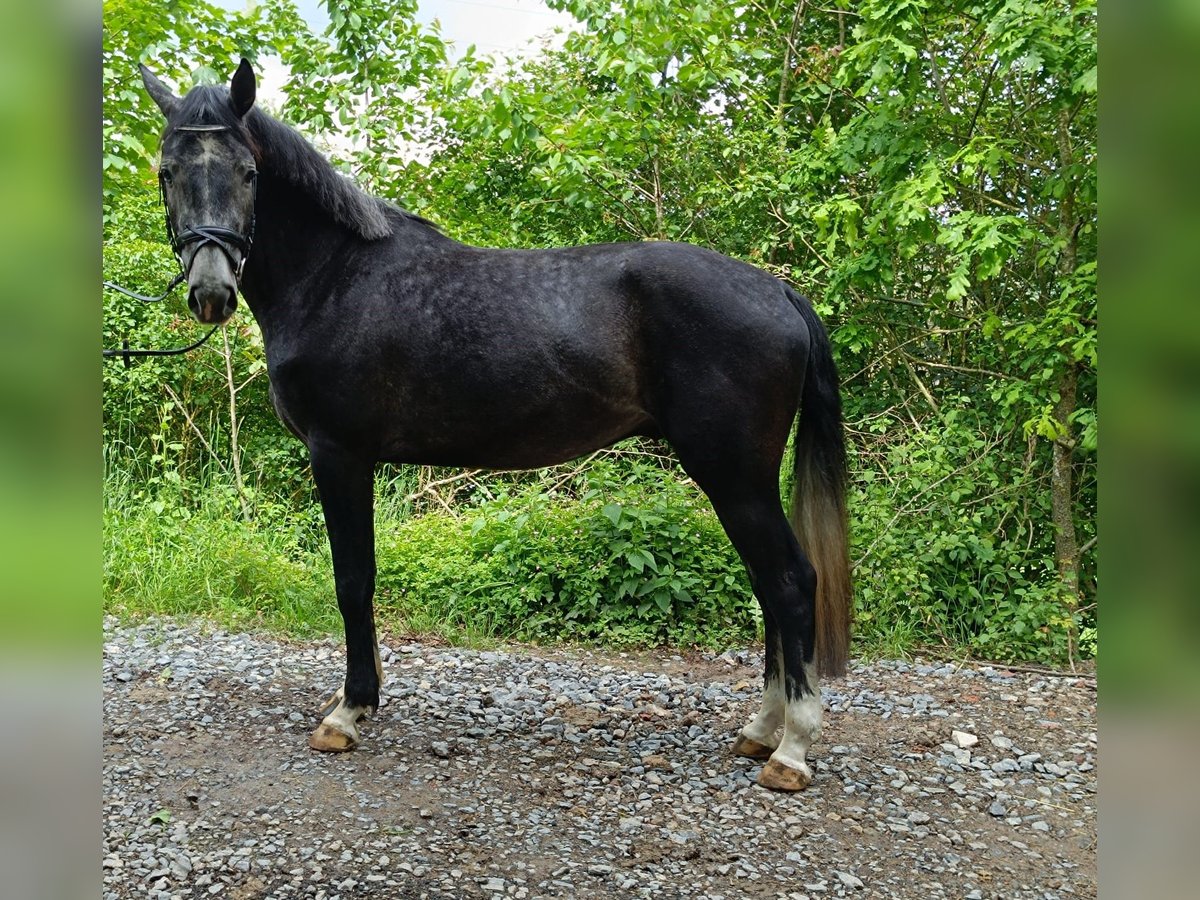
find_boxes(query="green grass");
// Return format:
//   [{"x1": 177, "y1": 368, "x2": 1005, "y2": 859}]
[
  {"x1": 104, "y1": 462, "x2": 1085, "y2": 668},
  {"x1": 104, "y1": 495, "x2": 341, "y2": 637},
  {"x1": 103, "y1": 462, "x2": 765, "y2": 651}
]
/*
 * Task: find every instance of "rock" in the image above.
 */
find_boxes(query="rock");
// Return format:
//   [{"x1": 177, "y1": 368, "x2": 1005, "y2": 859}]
[
  {"x1": 835, "y1": 870, "x2": 864, "y2": 889},
  {"x1": 951, "y1": 730, "x2": 978, "y2": 749}
]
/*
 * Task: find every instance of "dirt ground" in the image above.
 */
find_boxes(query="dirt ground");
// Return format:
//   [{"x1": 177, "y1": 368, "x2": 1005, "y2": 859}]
[{"x1": 103, "y1": 622, "x2": 1097, "y2": 899}]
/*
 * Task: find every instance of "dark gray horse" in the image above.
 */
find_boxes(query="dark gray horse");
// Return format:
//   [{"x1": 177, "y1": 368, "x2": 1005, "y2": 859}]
[{"x1": 138, "y1": 59, "x2": 851, "y2": 791}]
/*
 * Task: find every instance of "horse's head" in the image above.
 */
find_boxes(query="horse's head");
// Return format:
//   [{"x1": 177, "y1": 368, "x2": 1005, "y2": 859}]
[{"x1": 140, "y1": 60, "x2": 259, "y2": 325}]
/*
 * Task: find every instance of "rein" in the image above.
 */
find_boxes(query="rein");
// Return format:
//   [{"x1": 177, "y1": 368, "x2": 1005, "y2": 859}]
[
  {"x1": 102, "y1": 123, "x2": 255, "y2": 367},
  {"x1": 101, "y1": 322, "x2": 220, "y2": 367}
]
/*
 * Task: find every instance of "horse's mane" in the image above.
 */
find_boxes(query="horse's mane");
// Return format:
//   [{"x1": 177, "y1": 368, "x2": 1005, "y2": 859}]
[{"x1": 171, "y1": 85, "x2": 433, "y2": 240}]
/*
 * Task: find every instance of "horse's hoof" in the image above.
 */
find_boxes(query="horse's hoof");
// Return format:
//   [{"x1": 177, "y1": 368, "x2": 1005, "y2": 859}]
[
  {"x1": 731, "y1": 734, "x2": 775, "y2": 760},
  {"x1": 757, "y1": 759, "x2": 813, "y2": 792},
  {"x1": 308, "y1": 723, "x2": 357, "y2": 753}
]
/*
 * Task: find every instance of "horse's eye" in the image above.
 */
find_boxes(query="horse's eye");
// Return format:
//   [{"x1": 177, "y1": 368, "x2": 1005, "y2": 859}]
[
  {"x1": 244, "y1": 169, "x2": 257, "y2": 184},
  {"x1": 160, "y1": 167, "x2": 173, "y2": 184}
]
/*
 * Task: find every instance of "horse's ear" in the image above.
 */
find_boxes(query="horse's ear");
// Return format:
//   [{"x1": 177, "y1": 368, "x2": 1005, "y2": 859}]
[
  {"x1": 139, "y1": 64, "x2": 177, "y2": 117},
  {"x1": 230, "y1": 58, "x2": 256, "y2": 118}
]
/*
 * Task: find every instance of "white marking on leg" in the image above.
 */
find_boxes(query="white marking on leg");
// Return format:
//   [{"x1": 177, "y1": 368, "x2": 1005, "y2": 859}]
[
  {"x1": 768, "y1": 667, "x2": 822, "y2": 778},
  {"x1": 319, "y1": 684, "x2": 345, "y2": 715},
  {"x1": 741, "y1": 664, "x2": 785, "y2": 748},
  {"x1": 320, "y1": 695, "x2": 372, "y2": 744}
]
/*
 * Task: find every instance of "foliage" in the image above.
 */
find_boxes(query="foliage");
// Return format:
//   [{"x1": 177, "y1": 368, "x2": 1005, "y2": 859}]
[
  {"x1": 377, "y1": 460, "x2": 756, "y2": 647},
  {"x1": 103, "y1": 463, "x2": 338, "y2": 636},
  {"x1": 101, "y1": 0, "x2": 1098, "y2": 665},
  {"x1": 850, "y1": 399, "x2": 1080, "y2": 663},
  {"x1": 104, "y1": 459, "x2": 756, "y2": 648}
]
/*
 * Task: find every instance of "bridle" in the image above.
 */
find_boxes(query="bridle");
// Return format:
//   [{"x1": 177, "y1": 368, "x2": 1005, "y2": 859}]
[
  {"x1": 161, "y1": 123, "x2": 257, "y2": 285},
  {"x1": 102, "y1": 122, "x2": 257, "y2": 366}
]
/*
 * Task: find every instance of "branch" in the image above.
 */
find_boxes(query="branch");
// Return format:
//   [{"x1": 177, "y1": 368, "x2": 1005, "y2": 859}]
[
  {"x1": 900, "y1": 351, "x2": 1015, "y2": 381},
  {"x1": 964, "y1": 58, "x2": 1000, "y2": 143},
  {"x1": 898, "y1": 348, "x2": 941, "y2": 414},
  {"x1": 161, "y1": 383, "x2": 231, "y2": 478},
  {"x1": 221, "y1": 327, "x2": 252, "y2": 521},
  {"x1": 235, "y1": 366, "x2": 267, "y2": 395},
  {"x1": 403, "y1": 468, "x2": 485, "y2": 511}
]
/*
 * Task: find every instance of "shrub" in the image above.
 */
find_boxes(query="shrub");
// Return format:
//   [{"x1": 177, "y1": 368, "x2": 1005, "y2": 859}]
[{"x1": 376, "y1": 461, "x2": 758, "y2": 648}]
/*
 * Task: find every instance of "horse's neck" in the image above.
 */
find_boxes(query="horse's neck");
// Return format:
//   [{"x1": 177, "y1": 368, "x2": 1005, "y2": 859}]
[{"x1": 237, "y1": 174, "x2": 360, "y2": 335}]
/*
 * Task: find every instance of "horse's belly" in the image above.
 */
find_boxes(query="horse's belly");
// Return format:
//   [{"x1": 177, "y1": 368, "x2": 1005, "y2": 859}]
[{"x1": 380, "y1": 396, "x2": 652, "y2": 470}]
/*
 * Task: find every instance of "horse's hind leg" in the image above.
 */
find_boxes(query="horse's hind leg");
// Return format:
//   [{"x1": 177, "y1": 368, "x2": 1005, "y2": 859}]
[
  {"x1": 731, "y1": 617, "x2": 783, "y2": 759},
  {"x1": 710, "y1": 489, "x2": 822, "y2": 790},
  {"x1": 307, "y1": 441, "x2": 381, "y2": 752},
  {"x1": 670, "y1": 432, "x2": 823, "y2": 790}
]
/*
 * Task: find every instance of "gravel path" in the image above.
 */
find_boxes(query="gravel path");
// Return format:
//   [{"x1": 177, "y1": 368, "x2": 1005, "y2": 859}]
[{"x1": 103, "y1": 620, "x2": 1096, "y2": 899}]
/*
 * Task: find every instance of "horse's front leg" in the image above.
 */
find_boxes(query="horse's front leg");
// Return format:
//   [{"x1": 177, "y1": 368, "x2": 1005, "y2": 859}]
[{"x1": 307, "y1": 441, "x2": 381, "y2": 753}]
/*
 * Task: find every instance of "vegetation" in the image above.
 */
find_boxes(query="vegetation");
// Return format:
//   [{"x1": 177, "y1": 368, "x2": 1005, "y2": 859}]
[{"x1": 102, "y1": 0, "x2": 1097, "y2": 665}]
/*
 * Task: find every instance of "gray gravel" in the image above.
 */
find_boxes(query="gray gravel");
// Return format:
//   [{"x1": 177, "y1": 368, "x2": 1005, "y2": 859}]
[{"x1": 103, "y1": 619, "x2": 1097, "y2": 899}]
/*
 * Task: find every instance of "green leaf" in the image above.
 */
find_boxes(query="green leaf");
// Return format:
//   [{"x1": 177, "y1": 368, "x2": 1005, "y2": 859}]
[{"x1": 1074, "y1": 65, "x2": 1097, "y2": 94}]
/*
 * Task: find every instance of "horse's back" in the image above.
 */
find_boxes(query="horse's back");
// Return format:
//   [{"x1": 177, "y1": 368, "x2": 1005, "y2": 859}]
[{"x1": 445, "y1": 239, "x2": 809, "y2": 366}]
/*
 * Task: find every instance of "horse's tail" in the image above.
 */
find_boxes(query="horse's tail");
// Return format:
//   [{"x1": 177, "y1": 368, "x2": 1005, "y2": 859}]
[{"x1": 788, "y1": 289, "x2": 852, "y2": 677}]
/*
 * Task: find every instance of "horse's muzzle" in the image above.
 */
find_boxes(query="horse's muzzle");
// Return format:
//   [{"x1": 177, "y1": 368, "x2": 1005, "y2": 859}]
[{"x1": 188, "y1": 282, "x2": 238, "y2": 324}]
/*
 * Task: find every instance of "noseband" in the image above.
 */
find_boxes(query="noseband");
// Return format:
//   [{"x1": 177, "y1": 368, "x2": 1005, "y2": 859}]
[{"x1": 161, "y1": 123, "x2": 257, "y2": 284}]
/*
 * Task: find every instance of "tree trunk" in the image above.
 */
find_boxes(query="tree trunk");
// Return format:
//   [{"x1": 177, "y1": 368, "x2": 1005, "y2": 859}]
[
  {"x1": 1051, "y1": 365, "x2": 1080, "y2": 599},
  {"x1": 1050, "y1": 106, "x2": 1082, "y2": 664}
]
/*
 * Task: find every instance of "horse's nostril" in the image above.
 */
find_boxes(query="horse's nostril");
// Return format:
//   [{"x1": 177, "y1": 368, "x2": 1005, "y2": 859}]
[{"x1": 188, "y1": 283, "x2": 238, "y2": 322}]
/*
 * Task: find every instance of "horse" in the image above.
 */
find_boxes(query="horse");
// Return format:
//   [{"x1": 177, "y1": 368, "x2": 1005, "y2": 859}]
[{"x1": 135, "y1": 59, "x2": 851, "y2": 792}]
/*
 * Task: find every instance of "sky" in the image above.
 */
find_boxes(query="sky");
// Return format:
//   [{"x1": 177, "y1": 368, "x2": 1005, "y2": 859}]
[
  {"x1": 207, "y1": 1, "x2": 575, "y2": 103},
  {"x1": 220, "y1": 0, "x2": 575, "y2": 58}
]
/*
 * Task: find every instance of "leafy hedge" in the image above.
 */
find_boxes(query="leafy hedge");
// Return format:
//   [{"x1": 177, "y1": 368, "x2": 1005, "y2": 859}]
[{"x1": 376, "y1": 464, "x2": 756, "y2": 647}]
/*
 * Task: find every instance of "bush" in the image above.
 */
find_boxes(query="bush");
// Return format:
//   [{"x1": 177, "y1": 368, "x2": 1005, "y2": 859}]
[
  {"x1": 376, "y1": 461, "x2": 758, "y2": 648},
  {"x1": 849, "y1": 402, "x2": 1091, "y2": 664},
  {"x1": 105, "y1": 456, "x2": 760, "y2": 649}
]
